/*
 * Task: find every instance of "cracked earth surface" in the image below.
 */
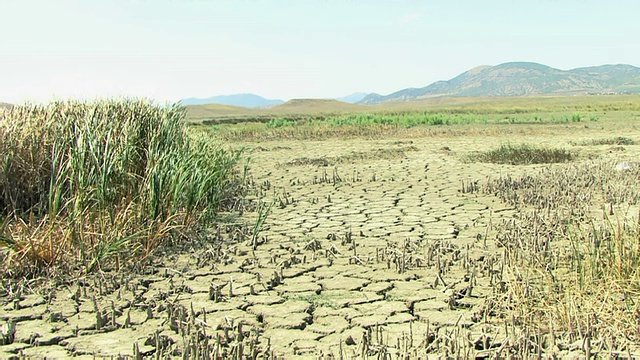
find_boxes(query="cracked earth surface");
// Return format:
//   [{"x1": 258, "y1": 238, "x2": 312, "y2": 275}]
[{"x1": 0, "y1": 128, "x2": 623, "y2": 358}]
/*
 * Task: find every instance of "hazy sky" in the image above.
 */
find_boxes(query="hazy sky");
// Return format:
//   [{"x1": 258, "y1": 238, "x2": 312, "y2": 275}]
[{"x1": 1, "y1": 0, "x2": 638, "y2": 103}]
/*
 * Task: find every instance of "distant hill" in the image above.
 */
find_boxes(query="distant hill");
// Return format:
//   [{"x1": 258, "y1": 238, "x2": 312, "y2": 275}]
[
  {"x1": 181, "y1": 93, "x2": 284, "y2": 108},
  {"x1": 0, "y1": 102, "x2": 13, "y2": 110},
  {"x1": 270, "y1": 99, "x2": 367, "y2": 114},
  {"x1": 185, "y1": 103, "x2": 259, "y2": 120},
  {"x1": 186, "y1": 98, "x2": 369, "y2": 120},
  {"x1": 359, "y1": 62, "x2": 640, "y2": 104},
  {"x1": 335, "y1": 92, "x2": 369, "y2": 103}
]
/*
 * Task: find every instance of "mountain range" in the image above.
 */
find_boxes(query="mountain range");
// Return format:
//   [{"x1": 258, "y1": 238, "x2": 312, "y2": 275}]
[
  {"x1": 181, "y1": 92, "x2": 369, "y2": 108},
  {"x1": 4, "y1": 62, "x2": 639, "y2": 109},
  {"x1": 359, "y1": 62, "x2": 640, "y2": 104},
  {"x1": 181, "y1": 62, "x2": 640, "y2": 108},
  {"x1": 181, "y1": 93, "x2": 285, "y2": 108},
  {"x1": 335, "y1": 92, "x2": 369, "y2": 103}
]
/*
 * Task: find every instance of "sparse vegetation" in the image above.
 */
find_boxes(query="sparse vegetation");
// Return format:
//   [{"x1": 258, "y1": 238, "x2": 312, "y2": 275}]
[
  {"x1": 571, "y1": 136, "x2": 636, "y2": 146},
  {"x1": 466, "y1": 143, "x2": 574, "y2": 165},
  {"x1": 4, "y1": 96, "x2": 640, "y2": 358},
  {"x1": 482, "y1": 161, "x2": 640, "y2": 354},
  {"x1": 265, "y1": 118, "x2": 296, "y2": 128},
  {"x1": 0, "y1": 99, "x2": 245, "y2": 276},
  {"x1": 206, "y1": 111, "x2": 606, "y2": 141},
  {"x1": 281, "y1": 146, "x2": 417, "y2": 167},
  {"x1": 572, "y1": 112, "x2": 583, "y2": 122},
  {"x1": 195, "y1": 98, "x2": 640, "y2": 142},
  {"x1": 186, "y1": 95, "x2": 640, "y2": 121},
  {"x1": 316, "y1": 113, "x2": 487, "y2": 127}
]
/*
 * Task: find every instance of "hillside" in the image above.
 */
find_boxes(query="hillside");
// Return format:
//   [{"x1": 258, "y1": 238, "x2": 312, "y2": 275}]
[
  {"x1": 186, "y1": 99, "x2": 369, "y2": 120},
  {"x1": 181, "y1": 93, "x2": 284, "y2": 108},
  {"x1": 359, "y1": 62, "x2": 640, "y2": 104},
  {"x1": 185, "y1": 103, "x2": 258, "y2": 119},
  {"x1": 335, "y1": 92, "x2": 369, "y2": 103},
  {"x1": 269, "y1": 99, "x2": 367, "y2": 114}
]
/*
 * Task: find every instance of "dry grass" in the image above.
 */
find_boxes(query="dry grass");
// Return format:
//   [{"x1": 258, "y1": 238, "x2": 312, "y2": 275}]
[
  {"x1": 466, "y1": 143, "x2": 574, "y2": 165},
  {"x1": 380, "y1": 94, "x2": 640, "y2": 113},
  {"x1": 281, "y1": 146, "x2": 417, "y2": 167},
  {"x1": 186, "y1": 99, "x2": 367, "y2": 120},
  {"x1": 571, "y1": 136, "x2": 636, "y2": 146},
  {"x1": 3, "y1": 95, "x2": 640, "y2": 357},
  {"x1": 270, "y1": 98, "x2": 366, "y2": 114},
  {"x1": 480, "y1": 160, "x2": 640, "y2": 355},
  {"x1": 186, "y1": 94, "x2": 640, "y2": 122},
  {"x1": 184, "y1": 103, "x2": 258, "y2": 120}
]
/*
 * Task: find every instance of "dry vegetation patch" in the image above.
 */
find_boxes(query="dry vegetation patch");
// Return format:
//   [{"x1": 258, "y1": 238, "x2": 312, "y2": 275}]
[
  {"x1": 571, "y1": 136, "x2": 636, "y2": 146},
  {"x1": 466, "y1": 143, "x2": 574, "y2": 165},
  {"x1": 479, "y1": 160, "x2": 640, "y2": 355},
  {"x1": 282, "y1": 146, "x2": 418, "y2": 167}
]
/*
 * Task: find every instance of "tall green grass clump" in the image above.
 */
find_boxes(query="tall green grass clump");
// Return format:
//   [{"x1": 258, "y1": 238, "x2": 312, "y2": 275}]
[
  {"x1": 467, "y1": 143, "x2": 574, "y2": 165},
  {"x1": 266, "y1": 118, "x2": 296, "y2": 128},
  {"x1": 0, "y1": 99, "x2": 244, "y2": 276}
]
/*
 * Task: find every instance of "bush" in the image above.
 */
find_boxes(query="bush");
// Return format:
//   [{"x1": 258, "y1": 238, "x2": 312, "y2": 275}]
[
  {"x1": 266, "y1": 118, "x2": 296, "y2": 128},
  {"x1": 467, "y1": 143, "x2": 574, "y2": 165},
  {"x1": 0, "y1": 99, "x2": 245, "y2": 275},
  {"x1": 571, "y1": 113, "x2": 583, "y2": 122}
]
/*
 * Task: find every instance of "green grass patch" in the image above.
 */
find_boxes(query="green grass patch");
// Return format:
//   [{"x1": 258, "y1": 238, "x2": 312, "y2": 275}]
[
  {"x1": 467, "y1": 143, "x2": 574, "y2": 165},
  {"x1": 266, "y1": 118, "x2": 297, "y2": 128},
  {"x1": 312, "y1": 113, "x2": 487, "y2": 127},
  {"x1": 204, "y1": 109, "x2": 615, "y2": 142}
]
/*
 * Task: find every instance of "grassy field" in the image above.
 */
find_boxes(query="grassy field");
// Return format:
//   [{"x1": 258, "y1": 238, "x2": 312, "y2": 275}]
[
  {"x1": 203, "y1": 109, "x2": 639, "y2": 142},
  {"x1": 193, "y1": 95, "x2": 640, "y2": 357},
  {"x1": 185, "y1": 94, "x2": 640, "y2": 122},
  {"x1": 2, "y1": 95, "x2": 640, "y2": 358}
]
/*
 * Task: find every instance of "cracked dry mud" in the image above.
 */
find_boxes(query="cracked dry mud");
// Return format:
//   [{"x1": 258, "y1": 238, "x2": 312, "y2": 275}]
[{"x1": 0, "y1": 130, "x2": 626, "y2": 358}]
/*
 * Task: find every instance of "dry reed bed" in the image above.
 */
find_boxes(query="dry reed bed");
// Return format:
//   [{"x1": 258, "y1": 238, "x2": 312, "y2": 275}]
[
  {"x1": 476, "y1": 160, "x2": 640, "y2": 357},
  {"x1": 0, "y1": 100, "x2": 245, "y2": 277}
]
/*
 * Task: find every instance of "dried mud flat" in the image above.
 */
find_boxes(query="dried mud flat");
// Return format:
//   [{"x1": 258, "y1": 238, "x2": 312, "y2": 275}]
[{"x1": 1, "y1": 128, "x2": 638, "y2": 358}]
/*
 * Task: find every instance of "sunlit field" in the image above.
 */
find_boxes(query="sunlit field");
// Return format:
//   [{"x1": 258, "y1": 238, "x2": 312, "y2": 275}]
[{"x1": 2, "y1": 96, "x2": 640, "y2": 358}]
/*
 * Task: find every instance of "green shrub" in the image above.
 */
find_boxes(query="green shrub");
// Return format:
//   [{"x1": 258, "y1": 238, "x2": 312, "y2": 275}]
[
  {"x1": 571, "y1": 113, "x2": 583, "y2": 122},
  {"x1": 266, "y1": 118, "x2": 296, "y2": 128}
]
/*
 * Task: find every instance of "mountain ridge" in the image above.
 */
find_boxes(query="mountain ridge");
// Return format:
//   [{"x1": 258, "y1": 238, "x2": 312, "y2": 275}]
[
  {"x1": 181, "y1": 92, "x2": 370, "y2": 108},
  {"x1": 359, "y1": 62, "x2": 640, "y2": 104},
  {"x1": 335, "y1": 92, "x2": 369, "y2": 103},
  {"x1": 181, "y1": 93, "x2": 284, "y2": 108}
]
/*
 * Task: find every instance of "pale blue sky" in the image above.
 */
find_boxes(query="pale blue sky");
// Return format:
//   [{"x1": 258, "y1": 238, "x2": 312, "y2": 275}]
[{"x1": 1, "y1": 0, "x2": 638, "y2": 103}]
